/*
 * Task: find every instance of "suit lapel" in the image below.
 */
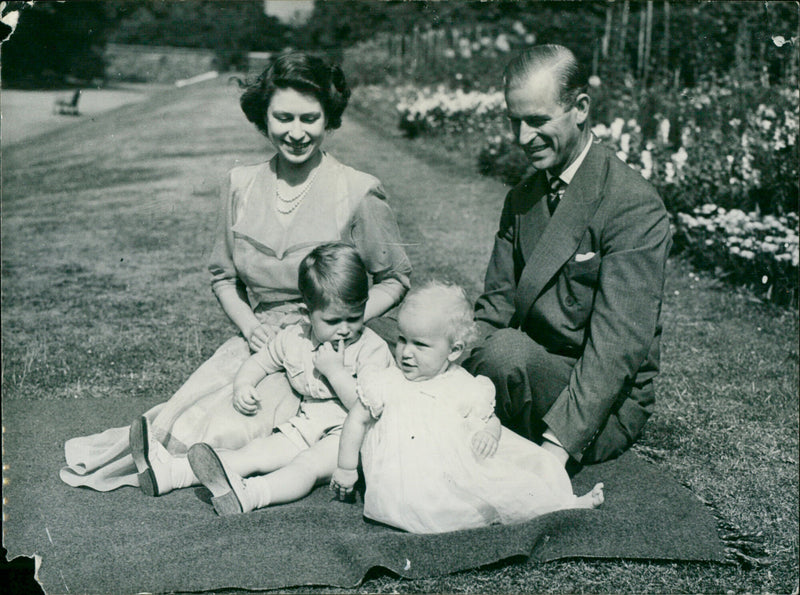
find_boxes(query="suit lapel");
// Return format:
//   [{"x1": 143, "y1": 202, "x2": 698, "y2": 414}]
[
  {"x1": 514, "y1": 142, "x2": 608, "y2": 318},
  {"x1": 518, "y1": 174, "x2": 550, "y2": 261}
]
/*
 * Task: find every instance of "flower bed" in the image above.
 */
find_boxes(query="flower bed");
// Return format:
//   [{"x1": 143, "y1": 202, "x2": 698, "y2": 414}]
[
  {"x1": 385, "y1": 80, "x2": 799, "y2": 305},
  {"x1": 674, "y1": 205, "x2": 798, "y2": 305}
]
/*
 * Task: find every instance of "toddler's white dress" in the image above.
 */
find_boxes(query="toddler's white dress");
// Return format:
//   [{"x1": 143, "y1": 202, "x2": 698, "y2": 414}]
[{"x1": 357, "y1": 365, "x2": 579, "y2": 534}]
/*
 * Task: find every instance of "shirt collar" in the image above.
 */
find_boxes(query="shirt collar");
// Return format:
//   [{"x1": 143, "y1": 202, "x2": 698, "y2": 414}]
[{"x1": 546, "y1": 134, "x2": 593, "y2": 186}]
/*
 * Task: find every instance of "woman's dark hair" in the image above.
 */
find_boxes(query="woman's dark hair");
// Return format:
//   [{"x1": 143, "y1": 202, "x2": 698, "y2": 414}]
[
  {"x1": 298, "y1": 242, "x2": 368, "y2": 312},
  {"x1": 239, "y1": 51, "x2": 351, "y2": 135}
]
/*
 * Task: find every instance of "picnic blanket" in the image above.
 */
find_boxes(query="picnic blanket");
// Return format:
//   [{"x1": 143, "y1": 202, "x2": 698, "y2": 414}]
[{"x1": 3, "y1": 396, "x2": 737, "y2": 594}]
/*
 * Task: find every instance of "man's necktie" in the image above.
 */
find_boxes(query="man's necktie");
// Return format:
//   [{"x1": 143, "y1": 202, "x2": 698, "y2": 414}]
[{"x1": 547, "y1": 177, "x2": 565, "y2": 215}]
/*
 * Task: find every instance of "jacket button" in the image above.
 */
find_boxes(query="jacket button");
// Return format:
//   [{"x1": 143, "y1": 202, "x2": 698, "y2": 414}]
[{"x1": 565, "y1": 295, "x2": 576, "y2": 307}]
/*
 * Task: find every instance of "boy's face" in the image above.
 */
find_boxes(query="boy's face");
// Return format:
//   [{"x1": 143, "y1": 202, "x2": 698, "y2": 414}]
[
  {"x1": 309, "y1": 301, "x2": 365, "y2": 347},
  {"x1": 395, "y1": 305, "x2": 459, "y2": 382}
]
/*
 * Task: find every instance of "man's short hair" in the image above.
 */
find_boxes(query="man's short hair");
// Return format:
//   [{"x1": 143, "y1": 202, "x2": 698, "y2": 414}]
[{"x1": 504, "y1": 45, "x2": 589, "y2": 108}]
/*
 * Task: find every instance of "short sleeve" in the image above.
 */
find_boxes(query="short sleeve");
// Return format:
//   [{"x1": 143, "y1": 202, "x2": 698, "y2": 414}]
[
  {"x1": 355, "y1": 365, "x2": 391, "y2": 419},
  {"x1": 353, "y1": 329, "x2": 395, "y2": 374},
  {"x1": 467, "y1": 374, "x2": 497, "y2": 422},
  {"x1": 348, "y1": 185, "x2": 412, "y2": 304},
  {"x1": 249, "y1": 325, "x2": 294, "y2": 374},
  {"x1": 208, "y1": 169, "x2": 242, "y2": 297}
]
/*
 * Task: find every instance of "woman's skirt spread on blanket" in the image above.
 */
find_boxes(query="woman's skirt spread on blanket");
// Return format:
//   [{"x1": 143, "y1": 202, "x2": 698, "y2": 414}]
[{"x1": 59, "y1": 305, "x2": 305, "y2": 491}]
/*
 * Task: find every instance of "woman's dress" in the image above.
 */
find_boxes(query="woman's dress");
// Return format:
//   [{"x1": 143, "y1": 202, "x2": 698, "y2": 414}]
[
  {"x1": 60, "y1": 153, "x2": 411, "y2": 491},
  {"x1": 357, "y1": 365, "x2": 578, "y2": 534}
]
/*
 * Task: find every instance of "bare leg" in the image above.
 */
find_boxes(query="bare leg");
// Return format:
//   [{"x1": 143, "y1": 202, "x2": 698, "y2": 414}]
[
  {"x1": 253, "y1": 435, "x2": 339, "y2": 505},
  {"x1": 216, "y1": 432, "x2": 300, "y2": 477},
  {"x1": 188, "y1": 434, "x2": 339, "y2": 515},
  {"x1": 574, "y1": 482, "x2": 604, "y2": 509}
]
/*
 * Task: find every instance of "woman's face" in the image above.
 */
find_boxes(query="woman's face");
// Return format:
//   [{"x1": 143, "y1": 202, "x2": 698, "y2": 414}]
[{"x1": 265, "y1": 87, "x2": 327, "y2": 166}]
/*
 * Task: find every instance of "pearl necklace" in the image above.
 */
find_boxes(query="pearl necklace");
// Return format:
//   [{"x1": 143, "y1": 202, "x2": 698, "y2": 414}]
[{"x1": 275, "y1": 164, "x2": 321, "y2": 215}]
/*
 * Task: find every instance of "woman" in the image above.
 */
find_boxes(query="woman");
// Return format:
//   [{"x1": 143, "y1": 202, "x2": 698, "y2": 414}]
[{"x1": 60, "y1": 51, "x2": 412, "y2": 492}]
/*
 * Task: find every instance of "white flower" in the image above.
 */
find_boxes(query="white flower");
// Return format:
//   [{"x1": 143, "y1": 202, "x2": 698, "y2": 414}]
[
  {"x1": 671, "y1": 147, "x2": 689, "y2": 168},
  {"x1": 610, "y1": 118, "x2": 625, "y2": 140},
  {"x1": 589, "y1": 75, "x2": 602, "y2": 88},
  {"x1": 759, "y1": 242, "x2": 779, "y2": 253},
  {"x1": 512, "y1": 21, "x2": 527, "y2": 36},
  {"x1": 616, "y1": 150, "x2": 629, "y2": 162},
  {"x1": 620, "y1": 133, "x2": 631, "y2": 155},
  {"x1": 664, "y1": 162, "x2": 676, "y2": 183},
  {"x1": 739, "y1": 250, "x2": 755, "y2": 260},
  {"x1": 658, "y1": 118, "x2": 670, "y2": 144},
  {"x1": 592, "y1": 123, "x2": 610, "y2": 138},
  {"x1": 698, "y1": 204, "x2": 718, "y2": 215},
  {"x1": 640, "y1": 150, "x2": 653, "y2": 180},
  {"x1": 494, "y1": 34, "x2": 511, "y2": 53}
]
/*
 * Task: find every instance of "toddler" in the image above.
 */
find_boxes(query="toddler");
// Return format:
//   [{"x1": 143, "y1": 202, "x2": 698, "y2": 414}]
[
  {"x1": 130, "y1": 242, "x2": 394, "y2": 512},
  {"x1": 330, "y1": 281, "x2": 604, "y2": 534}
]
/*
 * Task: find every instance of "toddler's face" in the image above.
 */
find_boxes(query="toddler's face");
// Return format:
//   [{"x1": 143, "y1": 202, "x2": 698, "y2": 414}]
[
  {"x1": 395, "y1": 306, "x2": 456, "y2": 382},
  {"x1": 309, "y1": 301, "x2": 365, "y2": 347}
]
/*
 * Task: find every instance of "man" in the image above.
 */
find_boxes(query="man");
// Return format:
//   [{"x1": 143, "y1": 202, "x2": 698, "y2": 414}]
[{"x1": 463, "y1": 45, "x2": 672, "y2": 470}]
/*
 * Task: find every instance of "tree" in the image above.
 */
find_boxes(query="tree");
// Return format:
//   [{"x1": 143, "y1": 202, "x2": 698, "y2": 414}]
[{"x1": 1, "y1": 1, "x2": 119, "y2": 87}]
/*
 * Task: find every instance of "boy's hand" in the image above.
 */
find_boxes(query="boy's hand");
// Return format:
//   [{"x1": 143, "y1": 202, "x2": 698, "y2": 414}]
[
  {"x1": 314, "y1": 339, "x2": 346, "y2": 378},
  {"x1": 471, "y1": 430, "x2": 499, "y2": 460},
  {"x1": 232, "y1": 384, "x2": 260, "y2": 416},
  {"x1": 330, "y1": 467, "x2": 359, "y2": 501}
]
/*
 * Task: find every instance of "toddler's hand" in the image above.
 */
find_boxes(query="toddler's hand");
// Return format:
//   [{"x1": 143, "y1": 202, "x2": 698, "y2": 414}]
[
  {"x1": 471, "y1": 430, "x2": 499, "y2": 460},
  {"x1": 247, "y1": 324, "x2": 273, "y2": 352},
  {"x1": 233, "y1": 384, "x2": 260, "y2": 416},
  {"x1": 314, "y1": 339, "x2": 346, "y2": 378},
  {"x1": 330, "y1": 467, "x2": 359, "y2": 501}
]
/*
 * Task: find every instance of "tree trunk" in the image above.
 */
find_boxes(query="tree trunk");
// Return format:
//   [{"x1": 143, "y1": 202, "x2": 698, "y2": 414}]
[
  {"x1": 643, "y1": 0, "x2": 653, "y2": 85},
  {"x1": 601, "y1": 1, "x2": 613, "y2": 59},
  {"x1": 637, "y1": 4, "x2": 646, "y2": 78},
  {"x1": 619, "y1": 0, "x2": 630, "y2": 57},
  {"x1": 663, "y1": 0, "x2": 670, "y2": 85}
]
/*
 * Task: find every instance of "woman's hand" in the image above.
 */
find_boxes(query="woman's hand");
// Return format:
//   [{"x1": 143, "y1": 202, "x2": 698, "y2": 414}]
[
  {"x1": 471, "y1": 430, "x2": 499, "y2": 460},
  {"x1": 232, "y1": 383, "x2": 260, "y2": 416},
  {"x1": 330, "y1": 467, "x2": 358, "y2": 501},
  {"x1": 313, "y1": 339, "x2": 346, "y2": 379},
  {"x1": 246, "y1": 323, "x2": 273, "y2": 352}
]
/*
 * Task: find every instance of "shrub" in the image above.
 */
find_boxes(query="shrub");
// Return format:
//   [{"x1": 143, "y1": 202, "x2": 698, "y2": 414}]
[{"x1": 673, "y1": 205, "x2": 799, "y2": 305}]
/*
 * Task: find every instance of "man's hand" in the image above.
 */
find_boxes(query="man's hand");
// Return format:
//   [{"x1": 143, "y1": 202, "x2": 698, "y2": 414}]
[
  {"x1": 471, "y1": 430, "x2": 499, "y2": 459},
  {"x1": 232, "y1": 383, "x2": 260, "y2": 416},
  {"x1": 541, "y1": 438, "x2": 570, "y2": 466},
  {"x1": 314, "y1": 339, "x2": 346, "y2": 378},
  {"x1": 330, "y1": 467, "x2": 359, "y2": 501}
]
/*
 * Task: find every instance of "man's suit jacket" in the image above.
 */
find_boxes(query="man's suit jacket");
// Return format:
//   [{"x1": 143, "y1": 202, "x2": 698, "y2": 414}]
[{"x1": 475, "y1": 141, "x2": 672, "y2": 462}]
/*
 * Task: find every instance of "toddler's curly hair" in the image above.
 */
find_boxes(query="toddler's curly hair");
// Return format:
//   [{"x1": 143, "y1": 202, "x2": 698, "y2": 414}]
[{"x1": 400, "y1": 281, "x2": 478, "y2": 347}]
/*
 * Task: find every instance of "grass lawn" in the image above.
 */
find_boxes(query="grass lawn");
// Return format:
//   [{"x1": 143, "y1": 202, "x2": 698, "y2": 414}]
[{"x1": 2, "y1": 78, "x2": 798, "y2": 594}]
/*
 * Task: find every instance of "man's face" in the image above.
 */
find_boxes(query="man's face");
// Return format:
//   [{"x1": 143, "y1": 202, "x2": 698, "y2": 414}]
[{"x1": 505, "y1": 67, "x2": 587, "y2": 174}]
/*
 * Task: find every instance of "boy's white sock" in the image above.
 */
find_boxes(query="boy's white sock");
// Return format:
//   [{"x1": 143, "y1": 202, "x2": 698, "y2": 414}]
[{"x1": 242, "y1": 475, "x2": 272, "y2": 510}]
